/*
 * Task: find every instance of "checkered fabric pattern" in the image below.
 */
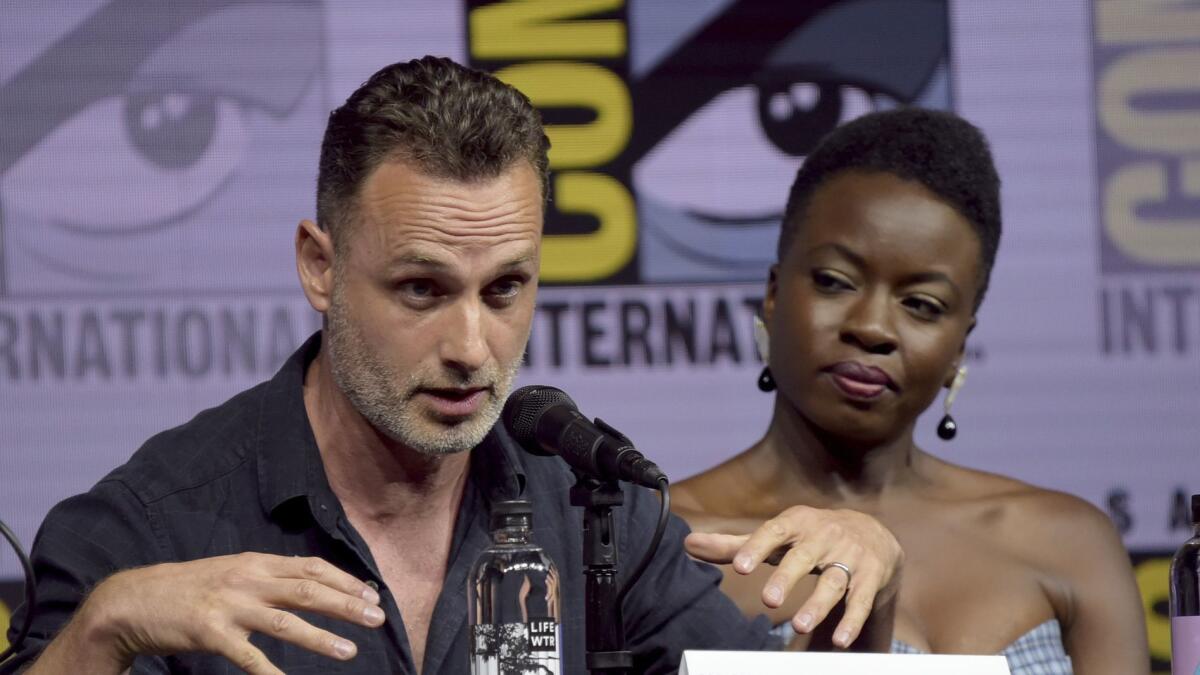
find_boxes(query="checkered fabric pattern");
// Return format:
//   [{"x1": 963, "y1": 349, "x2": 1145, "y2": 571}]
[
  {"x1": 769, "y1": 618, "x2": 1072, "y2": 674},
  {"x1": 890, "y1": 619, "x2": 1072, "y2": 675}
]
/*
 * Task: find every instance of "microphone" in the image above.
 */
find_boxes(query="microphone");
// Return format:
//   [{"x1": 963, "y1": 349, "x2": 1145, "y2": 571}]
[{"x1": 502, "y1": 385, "x2": 668, "y2": 489}]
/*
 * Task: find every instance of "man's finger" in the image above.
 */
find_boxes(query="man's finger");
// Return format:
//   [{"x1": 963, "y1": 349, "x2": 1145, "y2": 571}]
[
  {"x1": 683, "y1": 532, "x2": 749, "y2": 563},
  {"x1": 212, "y1": 634, "x2": 286, "y2": 675},
  {"x1": 257, "y1": 577, "x2": 386, "y2": 628},
  {"x1": 730, "y1": 515, "x2": 804, "y2": 574},
  {"x1": 760, "y1": 543, "x2": 821, "y2": 608},
  {"x1": 242, "y1": 606, "x2": 361, "y2": 663},
  {"x1": 277, "y1": 555, "x2": 379, "y2": 603},
  {"x1": 790, "y1": 561, "x2": 853, "y2": 636},
  {"x1": 829, "y1": 568, "x2": 883, "y2": 648}
]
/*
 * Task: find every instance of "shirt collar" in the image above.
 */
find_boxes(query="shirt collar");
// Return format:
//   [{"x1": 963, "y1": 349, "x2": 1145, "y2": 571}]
[
  {"x1": 471, "y1": 423, "x2": 527, "y2": 504},
  {"x1": 255, "y1": 331, "x2": 325, "y2": 517},
  {"x1": 254, "y1": 331, "x2": 528, "y2": 517}
]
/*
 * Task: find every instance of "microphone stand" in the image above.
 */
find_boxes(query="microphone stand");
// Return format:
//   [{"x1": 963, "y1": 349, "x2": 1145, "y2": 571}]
[{"x1": 570, "y1": 471, "x2": 633, "y2": 674}]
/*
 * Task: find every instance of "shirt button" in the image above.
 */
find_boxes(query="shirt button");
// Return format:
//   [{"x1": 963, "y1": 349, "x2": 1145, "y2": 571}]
[{"x1": 366, "y1": 580, "x2": 379, "y2": 592}]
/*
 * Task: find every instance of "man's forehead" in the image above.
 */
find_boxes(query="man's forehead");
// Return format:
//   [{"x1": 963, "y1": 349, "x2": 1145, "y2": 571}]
[
  {"x1": 357, "y1": 160, "x2": 541, "y2": 224},
  {"x1": 360, "y1": 157, "x2": 543, "y2": 198}
]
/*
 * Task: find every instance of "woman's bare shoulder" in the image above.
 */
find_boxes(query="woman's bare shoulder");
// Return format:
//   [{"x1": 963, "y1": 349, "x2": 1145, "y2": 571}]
[{"x1": 927, "y1": 457, "x2": 1121, "y2": 557}]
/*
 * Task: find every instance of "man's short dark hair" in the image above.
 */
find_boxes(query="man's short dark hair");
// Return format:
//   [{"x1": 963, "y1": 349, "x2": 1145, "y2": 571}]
[
  {"x1": 316, "y1": 55, "x2": 550, "y2": 246},
  {"x1": 779, "y1": 107, "x2": 1001, "y2": 308}
]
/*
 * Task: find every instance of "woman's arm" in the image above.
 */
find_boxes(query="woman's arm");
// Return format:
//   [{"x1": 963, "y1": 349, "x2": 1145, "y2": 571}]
[{"x1": 1039, "y1": 493, "x2": 1149, "y2": 674}]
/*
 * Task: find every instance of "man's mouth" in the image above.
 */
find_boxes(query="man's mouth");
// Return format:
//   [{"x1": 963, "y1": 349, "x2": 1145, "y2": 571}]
[{"x1": 416, "y1": 387, "x2": 490, "y2": 418}]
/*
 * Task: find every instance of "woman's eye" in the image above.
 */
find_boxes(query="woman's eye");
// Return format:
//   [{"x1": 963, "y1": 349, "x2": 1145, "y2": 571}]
[
  {"x1": 904, "y1": 296, "x2": 946, "y2": 319},
  {"x1": 812, "y1": 270, "x2": 852, "y2": 291}
]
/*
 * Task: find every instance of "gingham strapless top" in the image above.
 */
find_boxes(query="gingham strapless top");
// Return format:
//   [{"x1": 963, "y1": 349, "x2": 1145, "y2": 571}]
[{"x1": 769, "y1": 618, "x2": 1072, "y2": 674}]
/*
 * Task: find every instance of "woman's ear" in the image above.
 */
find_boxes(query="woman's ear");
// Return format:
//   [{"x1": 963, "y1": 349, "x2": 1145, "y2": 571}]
[
  {"x1": 945, "y1": 317, "x2": 977, "y2": 387},
  {"x1": 296, "y1": 219, "x2": 335, "y2": 314},
  {"x1": 763, "y1": 264, "x2": 780, "y2": 325}
]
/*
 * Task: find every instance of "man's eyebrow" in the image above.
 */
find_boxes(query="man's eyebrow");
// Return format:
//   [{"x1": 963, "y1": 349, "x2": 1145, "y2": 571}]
[
  {"x1": 385, "y1": 252, "x2": 537, "y2": 274},
  {"x1": 497, "y1": 253, "x2": 537, "y2": 272},
  {"x1": 389, "y1": 253, "x2": 449, "y2": 269}
]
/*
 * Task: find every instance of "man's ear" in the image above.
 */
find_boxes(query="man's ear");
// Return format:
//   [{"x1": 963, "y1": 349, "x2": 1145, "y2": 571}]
[
  {"x1": 945, "y1": 317, "x2": 977, "y2": 387},
  {"x1": 763, "y1": 264, "x2": 780, "y2": 324},
  {"x1": 296, "y1": 219, "x2": 335, "y2": 314}
]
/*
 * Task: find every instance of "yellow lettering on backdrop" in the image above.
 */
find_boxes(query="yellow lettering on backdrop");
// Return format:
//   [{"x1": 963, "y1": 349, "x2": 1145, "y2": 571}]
[
  {"x1": 470, "y1": 0, "x2": 625, "y2": 59},
  {"x1": 1100, "y1": 47, "x2": 1200, "y2": 154},
  {"x1": 1096, "y1": 0, "x2": 1200, "y2": 45},
  {"x1": 1134, "y1": 556, "x2": 1171, "y2": 664},
  {"x1": 0, "y1": 598, "x2": 9, "y2": 652},
  {"x1": 540, "y1": 172, "x2": 635, "y2": 281},
  {"x1": 495, "y1": 62, "x2": 631, "y2": 168},
  {"x1": 1105, "y1": 162, "x2": 1200, "y2": 265}
]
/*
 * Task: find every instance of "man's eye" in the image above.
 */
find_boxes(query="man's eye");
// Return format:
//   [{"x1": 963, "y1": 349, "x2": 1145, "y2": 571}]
[
  {"x1": 488, "y1": 277, "x2": 524, "y2": 299},
  {"x1": 398, "y1": 279, "x2": 437, "y2": 298}
]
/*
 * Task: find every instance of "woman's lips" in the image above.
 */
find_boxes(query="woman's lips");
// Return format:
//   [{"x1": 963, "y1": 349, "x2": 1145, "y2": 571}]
[
  {"x1": 417, "y1": 388, "x2": 488, "y2": 417},
  {"x1": 824, "y1": 361, "x2": 896, "y2": 400}
]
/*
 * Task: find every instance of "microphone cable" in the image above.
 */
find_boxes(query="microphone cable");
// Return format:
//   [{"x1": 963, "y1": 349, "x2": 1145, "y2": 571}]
[
  {"x1": 616, "y1": 476, "x2": 670, "y2": 608},
  {"x1": 0, "y1": 517, "x2": 35, "y2": 663}
]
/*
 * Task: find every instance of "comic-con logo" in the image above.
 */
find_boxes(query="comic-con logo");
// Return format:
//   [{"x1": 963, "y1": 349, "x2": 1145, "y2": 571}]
[
  {"x1": 467, "y1": 0, "x2": 953, "y2": 284},
  {"x1": 1093, "y1": 1, "x2": 1200, "y2": 358},
  {"x1": 1094, "y1": 1, "x2": 1200, "y2": 274}
]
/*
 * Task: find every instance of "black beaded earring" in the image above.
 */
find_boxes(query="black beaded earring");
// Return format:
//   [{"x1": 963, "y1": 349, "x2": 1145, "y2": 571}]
[
  {"x1": 757, "y1": 367, "x2": 776, "y2": 392},
  {"x1": 937, "y1": 366, "x2": 967, "y2": 441},
  {"x1": 936, "y1": 414, "x2": 957, "y2": 440}
]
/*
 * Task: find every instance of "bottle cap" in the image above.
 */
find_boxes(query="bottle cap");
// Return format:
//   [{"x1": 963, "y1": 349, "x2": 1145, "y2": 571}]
[
  {"x1": 490, "y1": 499, "x2": 533, "y2": 531},
  {"x1": 1192, "y1": 494, "x2": 1200, "y2": 525}
]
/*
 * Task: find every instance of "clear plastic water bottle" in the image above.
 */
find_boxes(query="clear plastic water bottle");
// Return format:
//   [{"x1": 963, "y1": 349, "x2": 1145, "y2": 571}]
[
  {"x1": 469, "y1": 499, "x2": 562, "y2": 675},
  {"x1": 1171, "y1": 494, "x2": 1200, "y2": 675}
]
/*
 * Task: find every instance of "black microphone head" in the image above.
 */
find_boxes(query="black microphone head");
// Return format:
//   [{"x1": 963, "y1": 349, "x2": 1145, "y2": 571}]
[{"x1": 502, "y1": 385, "x2": 576, "y2": 454}]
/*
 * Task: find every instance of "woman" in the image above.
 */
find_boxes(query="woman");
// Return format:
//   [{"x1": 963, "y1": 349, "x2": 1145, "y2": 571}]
[{"x1": 673, "y1": 109, "x2": 1149, "y2": 673}]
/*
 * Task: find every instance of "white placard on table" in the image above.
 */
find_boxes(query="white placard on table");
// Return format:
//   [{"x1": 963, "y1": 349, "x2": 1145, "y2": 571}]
[{"x1": 679, "y1": 650, "x2": 1012, "y2": 674}]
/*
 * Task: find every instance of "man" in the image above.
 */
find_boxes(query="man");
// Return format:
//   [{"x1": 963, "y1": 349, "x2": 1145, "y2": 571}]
[{"x1": 3, "y1": 56, "x2": 900, "y2": 674}]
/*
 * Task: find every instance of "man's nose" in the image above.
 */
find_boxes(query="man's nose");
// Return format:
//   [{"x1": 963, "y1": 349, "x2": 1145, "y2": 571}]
[{"x1": 439, "y1": 298, "x2": 490, "y2": 374}]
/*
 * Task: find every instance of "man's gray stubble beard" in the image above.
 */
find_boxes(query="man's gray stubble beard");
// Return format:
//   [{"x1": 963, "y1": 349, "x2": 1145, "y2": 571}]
[{"x1": 324, "y1": 290, "x2": 526, "y2": 457}]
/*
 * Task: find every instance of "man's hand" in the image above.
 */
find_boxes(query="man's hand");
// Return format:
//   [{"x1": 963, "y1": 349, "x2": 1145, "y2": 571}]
[
  {"x1": 30, "y1": 553, "x2": 384, "y2": 675},
  {"x1": 684, "y1": 506, "x2": 902, "y2": 649}
]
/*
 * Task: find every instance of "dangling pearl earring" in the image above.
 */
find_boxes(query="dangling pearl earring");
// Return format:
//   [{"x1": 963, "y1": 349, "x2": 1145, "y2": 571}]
[
  {"x1": 937, "y1": 366, "x2": 967, "y2": 440},
  {"x1": 753, "y1": 315, "x2": 775, "y2": 392}
]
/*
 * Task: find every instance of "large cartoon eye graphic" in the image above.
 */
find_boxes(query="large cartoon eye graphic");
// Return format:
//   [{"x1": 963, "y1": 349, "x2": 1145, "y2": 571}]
[
  {"x1": 630, "y1": 0, "x2": 950, "y2": 282},
  {"x1": 5, "y1": 92, "x2": 247, "y2": 232},
  {"x1": 636, "y1": 81, "x2": 888, "y2": 226},
  {"x1": 756, "y1": 78, "x2": 881, "y2": 157},
  {"x1": 124, "y1": 92, "x2": 227, "y2": 170},
  {"x1": 0, "y1": 1, "x2": 323, "y2": 289}
]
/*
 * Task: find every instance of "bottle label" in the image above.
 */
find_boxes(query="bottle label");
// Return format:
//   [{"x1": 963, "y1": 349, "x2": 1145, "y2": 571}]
[
  {"x1": 471, "y1": 619, "x2": 561, "y2": 674},
  {"x1": 1174, "y1": 616, "x2": 1200, "y2": 675}
]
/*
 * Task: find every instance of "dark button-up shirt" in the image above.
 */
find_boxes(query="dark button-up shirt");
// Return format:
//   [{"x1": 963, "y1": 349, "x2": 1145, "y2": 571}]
[{"x1": 4, "y1": 333, "x2": 770, "y2": 674}]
